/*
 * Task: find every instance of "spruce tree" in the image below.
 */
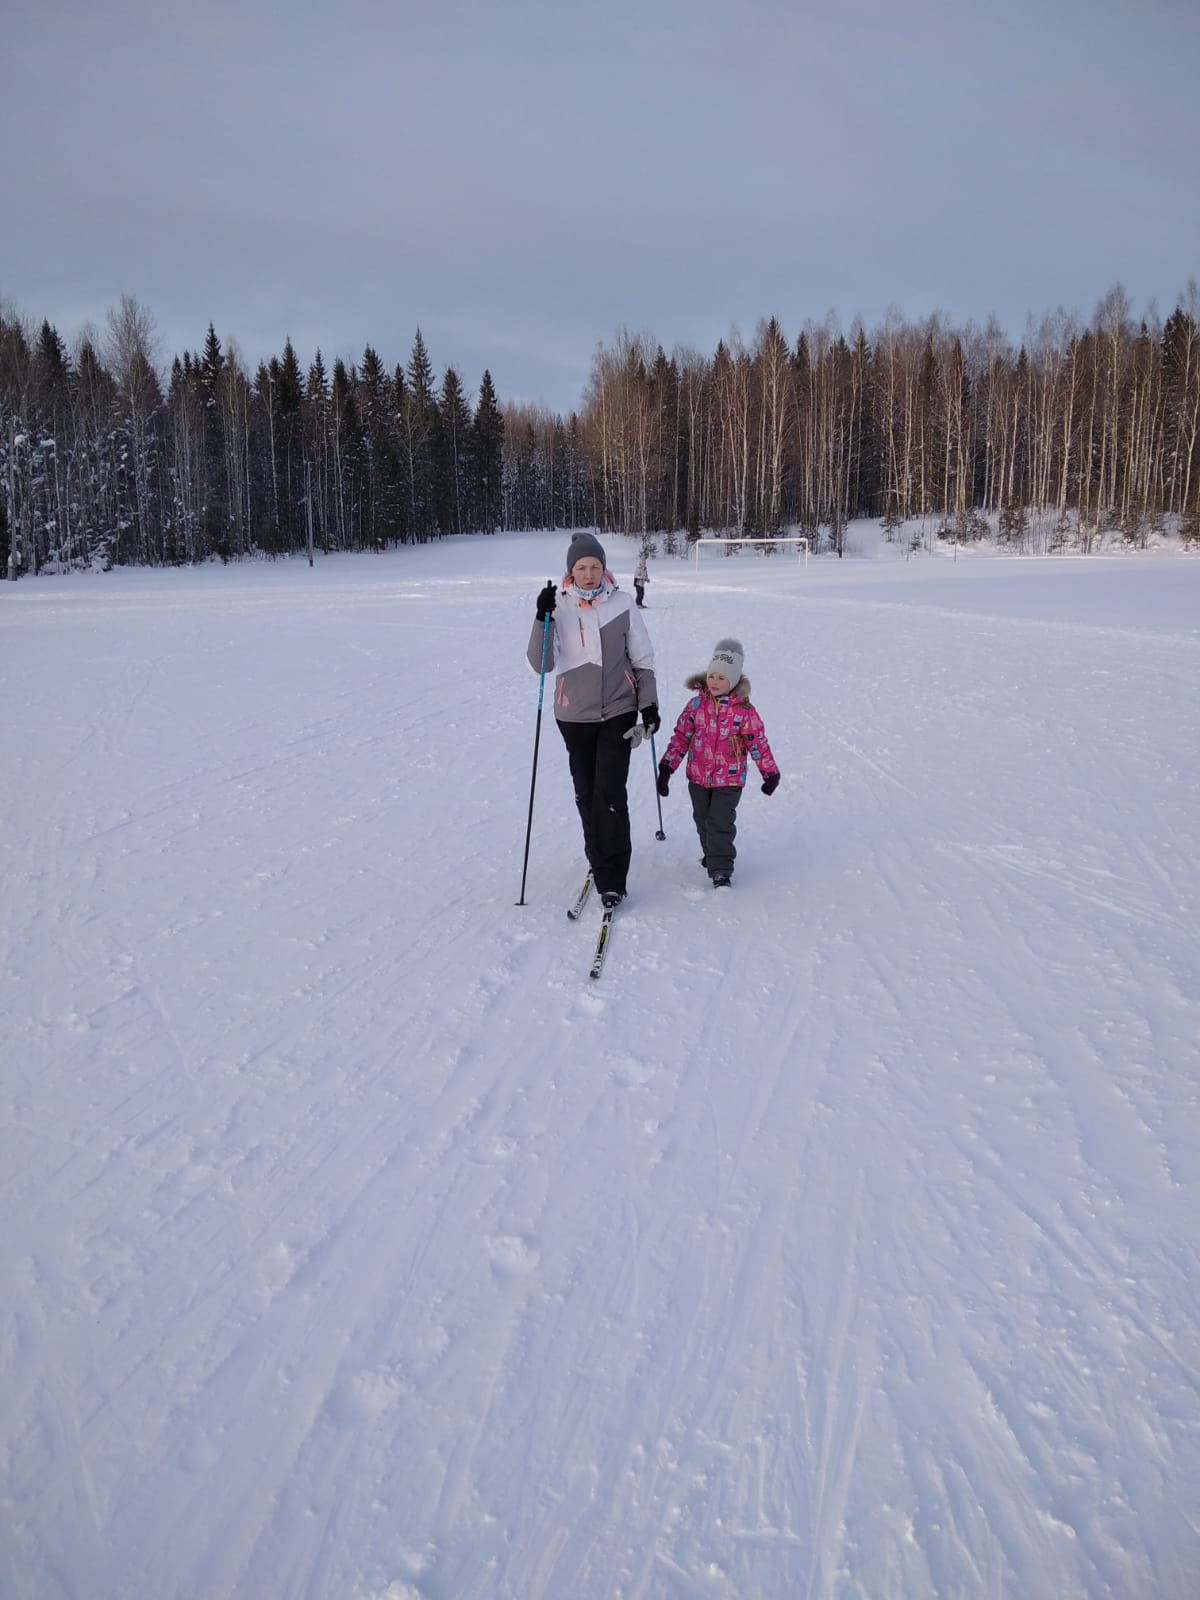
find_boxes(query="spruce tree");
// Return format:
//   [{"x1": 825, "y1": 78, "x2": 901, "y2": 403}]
[
  {"x1": 565, "y1": 414, "x2": 588, "y2": 530},
  {"x1": 470, "y1": 370, "x2": 504, "y2": 533},
  {"x1": 33, "y1": 321, "x2": 71, "y2": 428},
  {"x1": 27, "y1": 323, "x2": 73, "y2": 568},
  {"x1": 307, "y1": 351, "x2": 330, "y2": 553},
  {"x1": 852, "y1": 326, "x2": 879, "y2": 521},
  {"x1": 199, "y1": 325, "x2": 231, "y2": 557},
  {"x1": 357, "y1": 346, "x2": 399, "y2": 546},
  {"x1": 165, "y1": 354, "x2": 200, "y2": 562},
  {"x1": 436, "y1": 365, "x2": 471, "y2": 536},
  {"x1": 550, "y1": 417, "x2": 569, "y2": 530},
  {"x1": 274, "y1": 338, "x2": 304, "y2": 548},
  {"x1": 400, "y1": 330, "x2": 437, "y2": 542},
  {"x1": 330, "y1": 358, "x2": 361, "y2": 548}
]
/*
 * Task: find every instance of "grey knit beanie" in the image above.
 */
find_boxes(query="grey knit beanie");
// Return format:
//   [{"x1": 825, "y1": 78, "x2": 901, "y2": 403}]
[
  {"x1": 565, "y1": 532, "x2": 607, "y2": 574},
  {"x1": 707, "y1": 637, "x2": 744, "y2": 687}
]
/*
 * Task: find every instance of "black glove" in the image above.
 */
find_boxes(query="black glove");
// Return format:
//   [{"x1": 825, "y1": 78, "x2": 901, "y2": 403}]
[
  {"x1": 761, "y1": 772, "x2": 780, "y2": 796},
  {"x1": 535, "y1": 581, "x2": 557, "y2": 621},
  {"x1": 656, "y1": 761, "x2": 672, "y2": 798},
  {"x1": 642, "y1": 703, "x2": 661, "y2": 736}
]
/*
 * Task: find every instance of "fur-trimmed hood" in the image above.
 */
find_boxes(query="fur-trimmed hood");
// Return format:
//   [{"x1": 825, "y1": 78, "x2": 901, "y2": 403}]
[{"x1": 685, "y1": 670, "x2": 751, "y2": 699}]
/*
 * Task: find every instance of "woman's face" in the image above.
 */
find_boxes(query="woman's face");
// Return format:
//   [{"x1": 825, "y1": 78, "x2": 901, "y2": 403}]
[{"x1": 571, "y1": 557, "x2": 604, "y2": 589}]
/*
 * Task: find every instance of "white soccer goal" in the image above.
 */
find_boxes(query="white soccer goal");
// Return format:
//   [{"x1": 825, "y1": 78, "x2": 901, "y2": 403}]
[{"x1": 693, "y1": 536, "x2": 809, "y2": 568}]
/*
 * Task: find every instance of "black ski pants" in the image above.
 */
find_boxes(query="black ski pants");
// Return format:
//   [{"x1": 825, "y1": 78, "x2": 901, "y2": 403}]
[
  {"x1": 558, "y1": 710, "x2": 639, "y2": 895},
  {"x1": 689, "y1": 782, "x2": 742, "y2": 878}
]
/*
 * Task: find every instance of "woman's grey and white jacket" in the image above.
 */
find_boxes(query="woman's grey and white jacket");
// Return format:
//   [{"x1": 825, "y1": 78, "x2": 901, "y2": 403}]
[{"x1": 527, "y1": 575, "x2": 657, "y2": 724}]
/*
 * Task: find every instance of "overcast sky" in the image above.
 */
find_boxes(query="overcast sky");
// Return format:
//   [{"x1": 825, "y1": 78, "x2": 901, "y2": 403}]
[{"x1": 4, "y1": 0, "x2": 1197, "y2": 415}]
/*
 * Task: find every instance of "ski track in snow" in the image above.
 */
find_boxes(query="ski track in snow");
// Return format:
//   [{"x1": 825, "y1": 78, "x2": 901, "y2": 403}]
[{"x1": 2, "y1": 533, "x2": 1199, "y2": 1599}]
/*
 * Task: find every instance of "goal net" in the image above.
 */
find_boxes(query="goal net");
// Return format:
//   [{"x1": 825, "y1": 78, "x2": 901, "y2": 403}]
[{"x1": 693, "y1": 536, "x2": 809, "y2": 568}]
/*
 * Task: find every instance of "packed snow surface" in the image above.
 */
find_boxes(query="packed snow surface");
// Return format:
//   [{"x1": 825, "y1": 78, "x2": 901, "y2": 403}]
[{"x1": 2, "y1": 528, "x2": 1199, "y2": 1599}]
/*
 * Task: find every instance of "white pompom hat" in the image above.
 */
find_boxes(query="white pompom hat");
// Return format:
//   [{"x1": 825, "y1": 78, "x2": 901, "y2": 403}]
[{"x1": 706, "y1": 637, "x2": 744, "y2": 687}]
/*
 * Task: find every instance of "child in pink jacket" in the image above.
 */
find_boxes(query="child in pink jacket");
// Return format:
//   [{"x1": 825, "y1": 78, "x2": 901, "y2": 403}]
[{"x1": 656, "y1": 637, "x2": 780, "y2": 888}]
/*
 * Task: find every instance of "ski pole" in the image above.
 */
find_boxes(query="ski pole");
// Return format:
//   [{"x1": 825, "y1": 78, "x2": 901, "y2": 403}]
[
  {"x1": 517, "y1": 601, "x2": 553, "y2": 904},
  {"x1": 649, "y1": 731, "x2": 666, "y2": 841}
]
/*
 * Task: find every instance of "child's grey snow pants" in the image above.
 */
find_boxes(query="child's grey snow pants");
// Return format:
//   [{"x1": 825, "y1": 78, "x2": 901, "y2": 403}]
[{"x1": 688, "y1": 782, "x2": 742, "y2": 879}]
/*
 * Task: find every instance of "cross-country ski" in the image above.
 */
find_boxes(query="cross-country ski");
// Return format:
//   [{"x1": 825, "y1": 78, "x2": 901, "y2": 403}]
[
  {"x1": 566, "y1": 871, "x2": 593, "y2": 920},
  {"x1": 588, "y1": 903, "x2": 617, "y2": 979}
]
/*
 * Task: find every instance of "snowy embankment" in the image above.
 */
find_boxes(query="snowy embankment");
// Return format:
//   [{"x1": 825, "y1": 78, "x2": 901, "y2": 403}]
[{"x1": 2, "y1": 529, "x2": 1198, "y2": 1599}]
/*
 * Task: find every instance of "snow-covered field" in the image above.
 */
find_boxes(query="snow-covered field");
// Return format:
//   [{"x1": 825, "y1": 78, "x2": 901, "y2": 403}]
[{"x1": 3, "y1": 527, "x2": 1199, "y2": 1600}]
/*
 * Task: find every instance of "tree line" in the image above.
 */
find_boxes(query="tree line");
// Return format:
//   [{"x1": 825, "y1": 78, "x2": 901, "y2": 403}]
[
  {"x1": 2, "y1": 281, "x2": 1198, "y2": 574},
  {"x1": 0, "y1": 300, "x2": 505, "y2": 573},
  {"x1": 574, "y1": 285, "x2": 1200, "y2": 553}
]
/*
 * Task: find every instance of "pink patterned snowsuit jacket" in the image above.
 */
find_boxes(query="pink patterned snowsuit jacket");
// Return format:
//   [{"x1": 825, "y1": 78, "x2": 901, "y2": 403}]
[{"x1": 662, "y1": 681, "x2": 779, "y2": 789}]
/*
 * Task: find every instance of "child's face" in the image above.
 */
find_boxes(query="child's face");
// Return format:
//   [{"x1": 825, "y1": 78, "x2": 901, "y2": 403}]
[{"x1": 707, "y1": 671, "x2": 731, "y2": 696}]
